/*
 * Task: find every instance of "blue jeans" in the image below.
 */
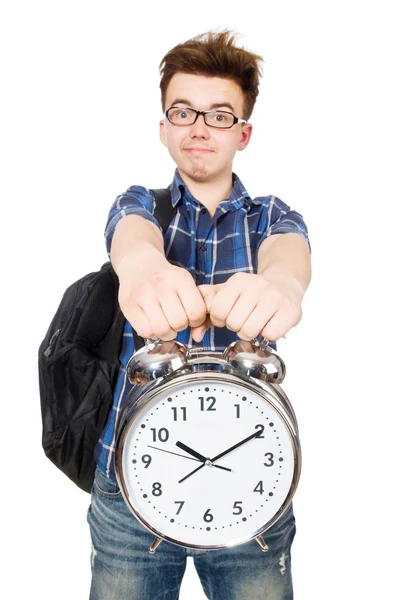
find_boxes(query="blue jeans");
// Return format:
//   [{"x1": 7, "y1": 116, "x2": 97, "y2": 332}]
[{"x1": 87, "y1": 467, "x2": 296, "y2": 600}]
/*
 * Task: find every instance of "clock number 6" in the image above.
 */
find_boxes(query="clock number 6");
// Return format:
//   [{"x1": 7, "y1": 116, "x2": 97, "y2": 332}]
[{"x1": 203, "y1": 509, "x2": 214, "y2": 522}]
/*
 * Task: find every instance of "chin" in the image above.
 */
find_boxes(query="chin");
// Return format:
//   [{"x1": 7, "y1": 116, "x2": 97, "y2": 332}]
[{"x1": 188, "y1": 167, "x2": 210, "y2": 181}]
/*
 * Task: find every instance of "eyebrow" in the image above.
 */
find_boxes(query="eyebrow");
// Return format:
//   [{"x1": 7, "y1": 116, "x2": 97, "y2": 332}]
[{"x1": 170, "y1": 98, "x2": 236, "y2": 112}]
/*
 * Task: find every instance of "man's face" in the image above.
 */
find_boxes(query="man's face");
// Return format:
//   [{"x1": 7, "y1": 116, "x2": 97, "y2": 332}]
[{"x1": 159, "y1": 73, "x2": 252, "y2": 184}]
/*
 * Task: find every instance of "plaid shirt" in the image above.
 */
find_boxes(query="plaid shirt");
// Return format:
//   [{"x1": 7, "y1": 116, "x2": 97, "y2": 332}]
[{"x1": 95, "y1": 170, "x2": 309, "y2": 480}]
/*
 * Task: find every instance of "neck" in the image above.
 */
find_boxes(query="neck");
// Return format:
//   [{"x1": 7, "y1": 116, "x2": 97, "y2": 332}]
[{"x1": 178, "y1": 170, "x2": 234, "y2": 216}]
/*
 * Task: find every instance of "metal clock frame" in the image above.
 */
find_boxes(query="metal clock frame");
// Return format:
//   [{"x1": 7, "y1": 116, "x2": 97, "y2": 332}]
[{"x1": 115, "y1": 356, "x2": 301, "y2": 554}]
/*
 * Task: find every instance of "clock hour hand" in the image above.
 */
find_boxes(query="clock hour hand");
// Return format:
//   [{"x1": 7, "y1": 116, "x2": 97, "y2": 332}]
[
  {"x1": 175, "y1": 441, "x2": 207, "y2": 462},
  {"x1": 211, "y1": 429, "x2": 262, "y2": 463}
]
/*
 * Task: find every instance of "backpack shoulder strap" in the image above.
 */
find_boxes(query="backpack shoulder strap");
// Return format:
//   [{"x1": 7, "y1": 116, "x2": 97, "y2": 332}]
[
  {"x1": 151, "y1": 188, "x2": 175, "y2": 231},
  {"x1": 132, "y1": 188, "x2": 176, "y2": 351}
]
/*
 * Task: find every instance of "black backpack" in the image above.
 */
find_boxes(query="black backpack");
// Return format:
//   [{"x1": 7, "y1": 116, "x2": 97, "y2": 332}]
[{"x1": 39, "y1": 189, "x2": 176, "y2": 493}]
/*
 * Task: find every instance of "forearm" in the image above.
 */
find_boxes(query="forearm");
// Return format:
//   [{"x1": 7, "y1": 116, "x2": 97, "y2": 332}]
[
  {"x1": 110, "y1": 215, "x2": 168, "y2": 278},
  {"x1": 257, "y1": 233, "x2": 311, "y2": 298}
]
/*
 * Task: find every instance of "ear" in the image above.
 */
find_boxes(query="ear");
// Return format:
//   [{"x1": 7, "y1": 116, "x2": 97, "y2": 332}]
[
  {"x1": 238, "y1": 123, "x2": 253, "y2": 151},
  {"x1": 159, "y1": 119, "x2": 167, "y2": 147}
]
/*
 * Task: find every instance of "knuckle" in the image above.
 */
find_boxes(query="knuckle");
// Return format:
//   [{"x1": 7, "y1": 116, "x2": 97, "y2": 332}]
[
  {"x1": 171, "y1": 316, "x2": 189, "y2": 332},
  {"x1": 186, "y1": 311, "x2": 204, "y2": 326},
  {"x1": 148, "y1": 272, "x2": 166, "y2": 286},
  {"x1": 239, "y1": 325, "x2": 258, "y2": 340},
  {"x1": 231, "y1": 272, "x2": 246, "y2": 282},
  {"x1": 135, "y1": 323, "x2": 153, "y2": 339},
  {"x1": 154, "y1": 324, "x2": 174, "y2": 338},
  {"x1": 261, "y1": 324, "x2": 279, "y2": 341},
  {"x1": 225, "y1": 317, "x2": 240, "y2": 332}
]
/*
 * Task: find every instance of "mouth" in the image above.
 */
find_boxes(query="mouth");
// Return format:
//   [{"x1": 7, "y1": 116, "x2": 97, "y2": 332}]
[{"x1": 183, "y1": 147, "x2": 214, "y2": 155}]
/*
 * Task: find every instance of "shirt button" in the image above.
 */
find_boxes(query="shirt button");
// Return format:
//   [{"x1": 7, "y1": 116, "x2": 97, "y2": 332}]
[
  {"x1": 200, "y1": 244, "x2": 206, "y2": 251},
  {"x1": 201, "y1": 208, "x2": 207, "y2": 214}
]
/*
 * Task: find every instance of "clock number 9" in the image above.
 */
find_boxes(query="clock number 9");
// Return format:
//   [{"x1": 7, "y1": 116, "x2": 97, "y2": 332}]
[
  {"x1": 203, "y1": 509, "x2": 214, "y2": 522},
  {"x1": 141, "y1": 454, "x2": 152, "y2": 468}
]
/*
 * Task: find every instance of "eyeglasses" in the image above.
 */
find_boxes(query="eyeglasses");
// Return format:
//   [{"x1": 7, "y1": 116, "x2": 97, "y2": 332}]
[{"x1": 165, "y1": 107, "x2": 247, "y2": 129}]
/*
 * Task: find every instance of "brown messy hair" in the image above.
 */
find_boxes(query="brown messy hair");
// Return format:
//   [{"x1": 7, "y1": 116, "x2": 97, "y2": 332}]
[{"x1": 159, "y1": 30, "x2": 264, "y2": 120}]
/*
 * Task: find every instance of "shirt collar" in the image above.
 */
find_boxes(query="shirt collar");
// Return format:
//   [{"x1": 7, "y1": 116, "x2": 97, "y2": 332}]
[{"x1": 168, "y1": 169, "x2": 262, "y2": 211}]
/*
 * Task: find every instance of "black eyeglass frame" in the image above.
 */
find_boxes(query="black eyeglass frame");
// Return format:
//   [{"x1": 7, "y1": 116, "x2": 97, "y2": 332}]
[{"x1": 165, "y1": 107, "x2": 248, "y2": 129}]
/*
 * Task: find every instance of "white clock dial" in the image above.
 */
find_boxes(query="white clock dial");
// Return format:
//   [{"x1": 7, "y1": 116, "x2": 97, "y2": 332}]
[{"x1": 118, "y1": 375, "x2": 298, "y2": 548}]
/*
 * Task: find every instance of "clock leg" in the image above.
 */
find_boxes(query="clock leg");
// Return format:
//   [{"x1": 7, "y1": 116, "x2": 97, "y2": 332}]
[
  {"x1": 254, "y1": 535, "x2": 269, "y2": 552},
  {"x1": 148, "y1": 536, "x2": 163, "y2": 554}
]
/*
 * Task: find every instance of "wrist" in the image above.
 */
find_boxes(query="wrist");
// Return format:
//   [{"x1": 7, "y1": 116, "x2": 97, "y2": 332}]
[
  {"x1": 115, "y1": 244, "x2": 168, "y2": 280},
  {"x1": 259, "y1": 268, "x2": 306, "y2": 301}
]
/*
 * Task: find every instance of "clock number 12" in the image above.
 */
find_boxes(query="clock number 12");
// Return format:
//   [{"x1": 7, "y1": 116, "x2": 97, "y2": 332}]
[{"x1": 199, "y1": 396, "x2": 217, "y2": 411}]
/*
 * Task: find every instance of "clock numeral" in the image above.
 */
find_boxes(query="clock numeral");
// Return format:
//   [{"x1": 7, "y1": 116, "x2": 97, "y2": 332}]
[
  {"x1": 199, "y1": 396, "x2": 217, "y2": 411},
  {"x1": 150, "y1": 428, "x2": 169, "y2": 443},
  {"x1": 253, "y1": 481, "x2": 264, "y2": 495},
  {"x1": 141, "y1": 454, "x2": 152, "y2": 468},
  {"x1": 264, "y1": 452, "x2": 275, "y2": 467},
  {"x1": 152, "y1": 482, "x2": 163, "y2": 496},
  {"x1": 174, "y1": 501, "x2": 185, "y2": 515},
  {"x1": 171, "y1": 407, "x2": 187, "y2": 421},
  {"x1": 255, "y1": 424, "x2": 265, "y2": 438},
  {"x1": 232, "y1": 501, "x2": 243, "y2": 515},
  {"x1": 234, "y1": 404, "x2": 241, "y2": 418},
  {"x1": 203, "y1": 508, "x2": 214, "y2": 522}
]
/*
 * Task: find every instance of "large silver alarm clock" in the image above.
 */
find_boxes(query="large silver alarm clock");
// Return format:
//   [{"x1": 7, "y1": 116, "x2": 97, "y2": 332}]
[{"x1": 115, "y1": 338, "x2": 301, "y2": 554}]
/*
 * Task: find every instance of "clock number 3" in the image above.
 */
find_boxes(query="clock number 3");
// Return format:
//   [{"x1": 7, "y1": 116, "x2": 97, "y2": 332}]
[{"x1": 264, "y1": 452, "x2": 274, "y2": 467}]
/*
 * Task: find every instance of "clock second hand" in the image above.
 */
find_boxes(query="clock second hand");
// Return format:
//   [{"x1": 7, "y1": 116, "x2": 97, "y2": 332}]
[
  {"x1": 147, "y1": 444, "x2": 231, "y2": 472},
  {"x1": 147, "y1": 445, "x2": 201, "y2": 462}
]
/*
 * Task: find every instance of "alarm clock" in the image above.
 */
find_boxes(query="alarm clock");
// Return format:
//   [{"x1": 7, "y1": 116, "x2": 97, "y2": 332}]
[{"x1": 115, "y1": 338, "x2": 301, "y2": 554}]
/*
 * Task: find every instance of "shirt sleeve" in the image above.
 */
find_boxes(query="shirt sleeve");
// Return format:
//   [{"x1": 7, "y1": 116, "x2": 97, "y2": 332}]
[
  {"x1": 104, "y1": 186, "x2": 162, "y2": 255},
  {"x1": 257, "y1": 195, "x2": 310, "y2": 251}
]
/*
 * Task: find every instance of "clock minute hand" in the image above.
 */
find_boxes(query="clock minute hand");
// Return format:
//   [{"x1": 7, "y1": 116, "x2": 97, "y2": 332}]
[{"x1": 211, "y1": 430, "x2": 261, "y2": 463}]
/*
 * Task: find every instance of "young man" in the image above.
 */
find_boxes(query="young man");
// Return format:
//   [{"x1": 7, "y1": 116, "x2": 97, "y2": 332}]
[{"x1": 88, "y1": 31, "x2": 311, "y2": 600}]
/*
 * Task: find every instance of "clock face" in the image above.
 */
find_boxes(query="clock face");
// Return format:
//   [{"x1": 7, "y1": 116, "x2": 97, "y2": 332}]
[{"x1": 117, "y1": 374, "x2": 298, "y2": 548}]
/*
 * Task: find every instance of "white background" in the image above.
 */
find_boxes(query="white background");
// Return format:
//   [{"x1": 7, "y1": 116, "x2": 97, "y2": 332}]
[{"x1": 2, "y1": 0, "x2": 396, "y2": 598}]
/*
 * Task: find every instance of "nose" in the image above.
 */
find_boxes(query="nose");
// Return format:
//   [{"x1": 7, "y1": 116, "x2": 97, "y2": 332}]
[{"x1": 190, "y1": 113, "x2": 210, "y2": 138}]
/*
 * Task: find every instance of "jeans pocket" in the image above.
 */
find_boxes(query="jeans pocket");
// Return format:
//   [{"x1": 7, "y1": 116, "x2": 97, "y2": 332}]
[{"x1": 93, "y1": 466, "x2": 122, "y2": 499}]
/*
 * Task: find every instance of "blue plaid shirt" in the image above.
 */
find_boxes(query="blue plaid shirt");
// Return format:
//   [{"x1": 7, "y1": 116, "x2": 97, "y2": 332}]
[{"x1": 95, "y1": 170, "x2": 309, "y2": 480}]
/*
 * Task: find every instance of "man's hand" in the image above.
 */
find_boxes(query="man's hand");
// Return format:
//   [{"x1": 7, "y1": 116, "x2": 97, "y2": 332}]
[
  {"x1": 191, "y1": 271, "x2": 304, "y2": 343},
  {"x1": 118, "y1": 252, "x2": 207, "y2": 341}
]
